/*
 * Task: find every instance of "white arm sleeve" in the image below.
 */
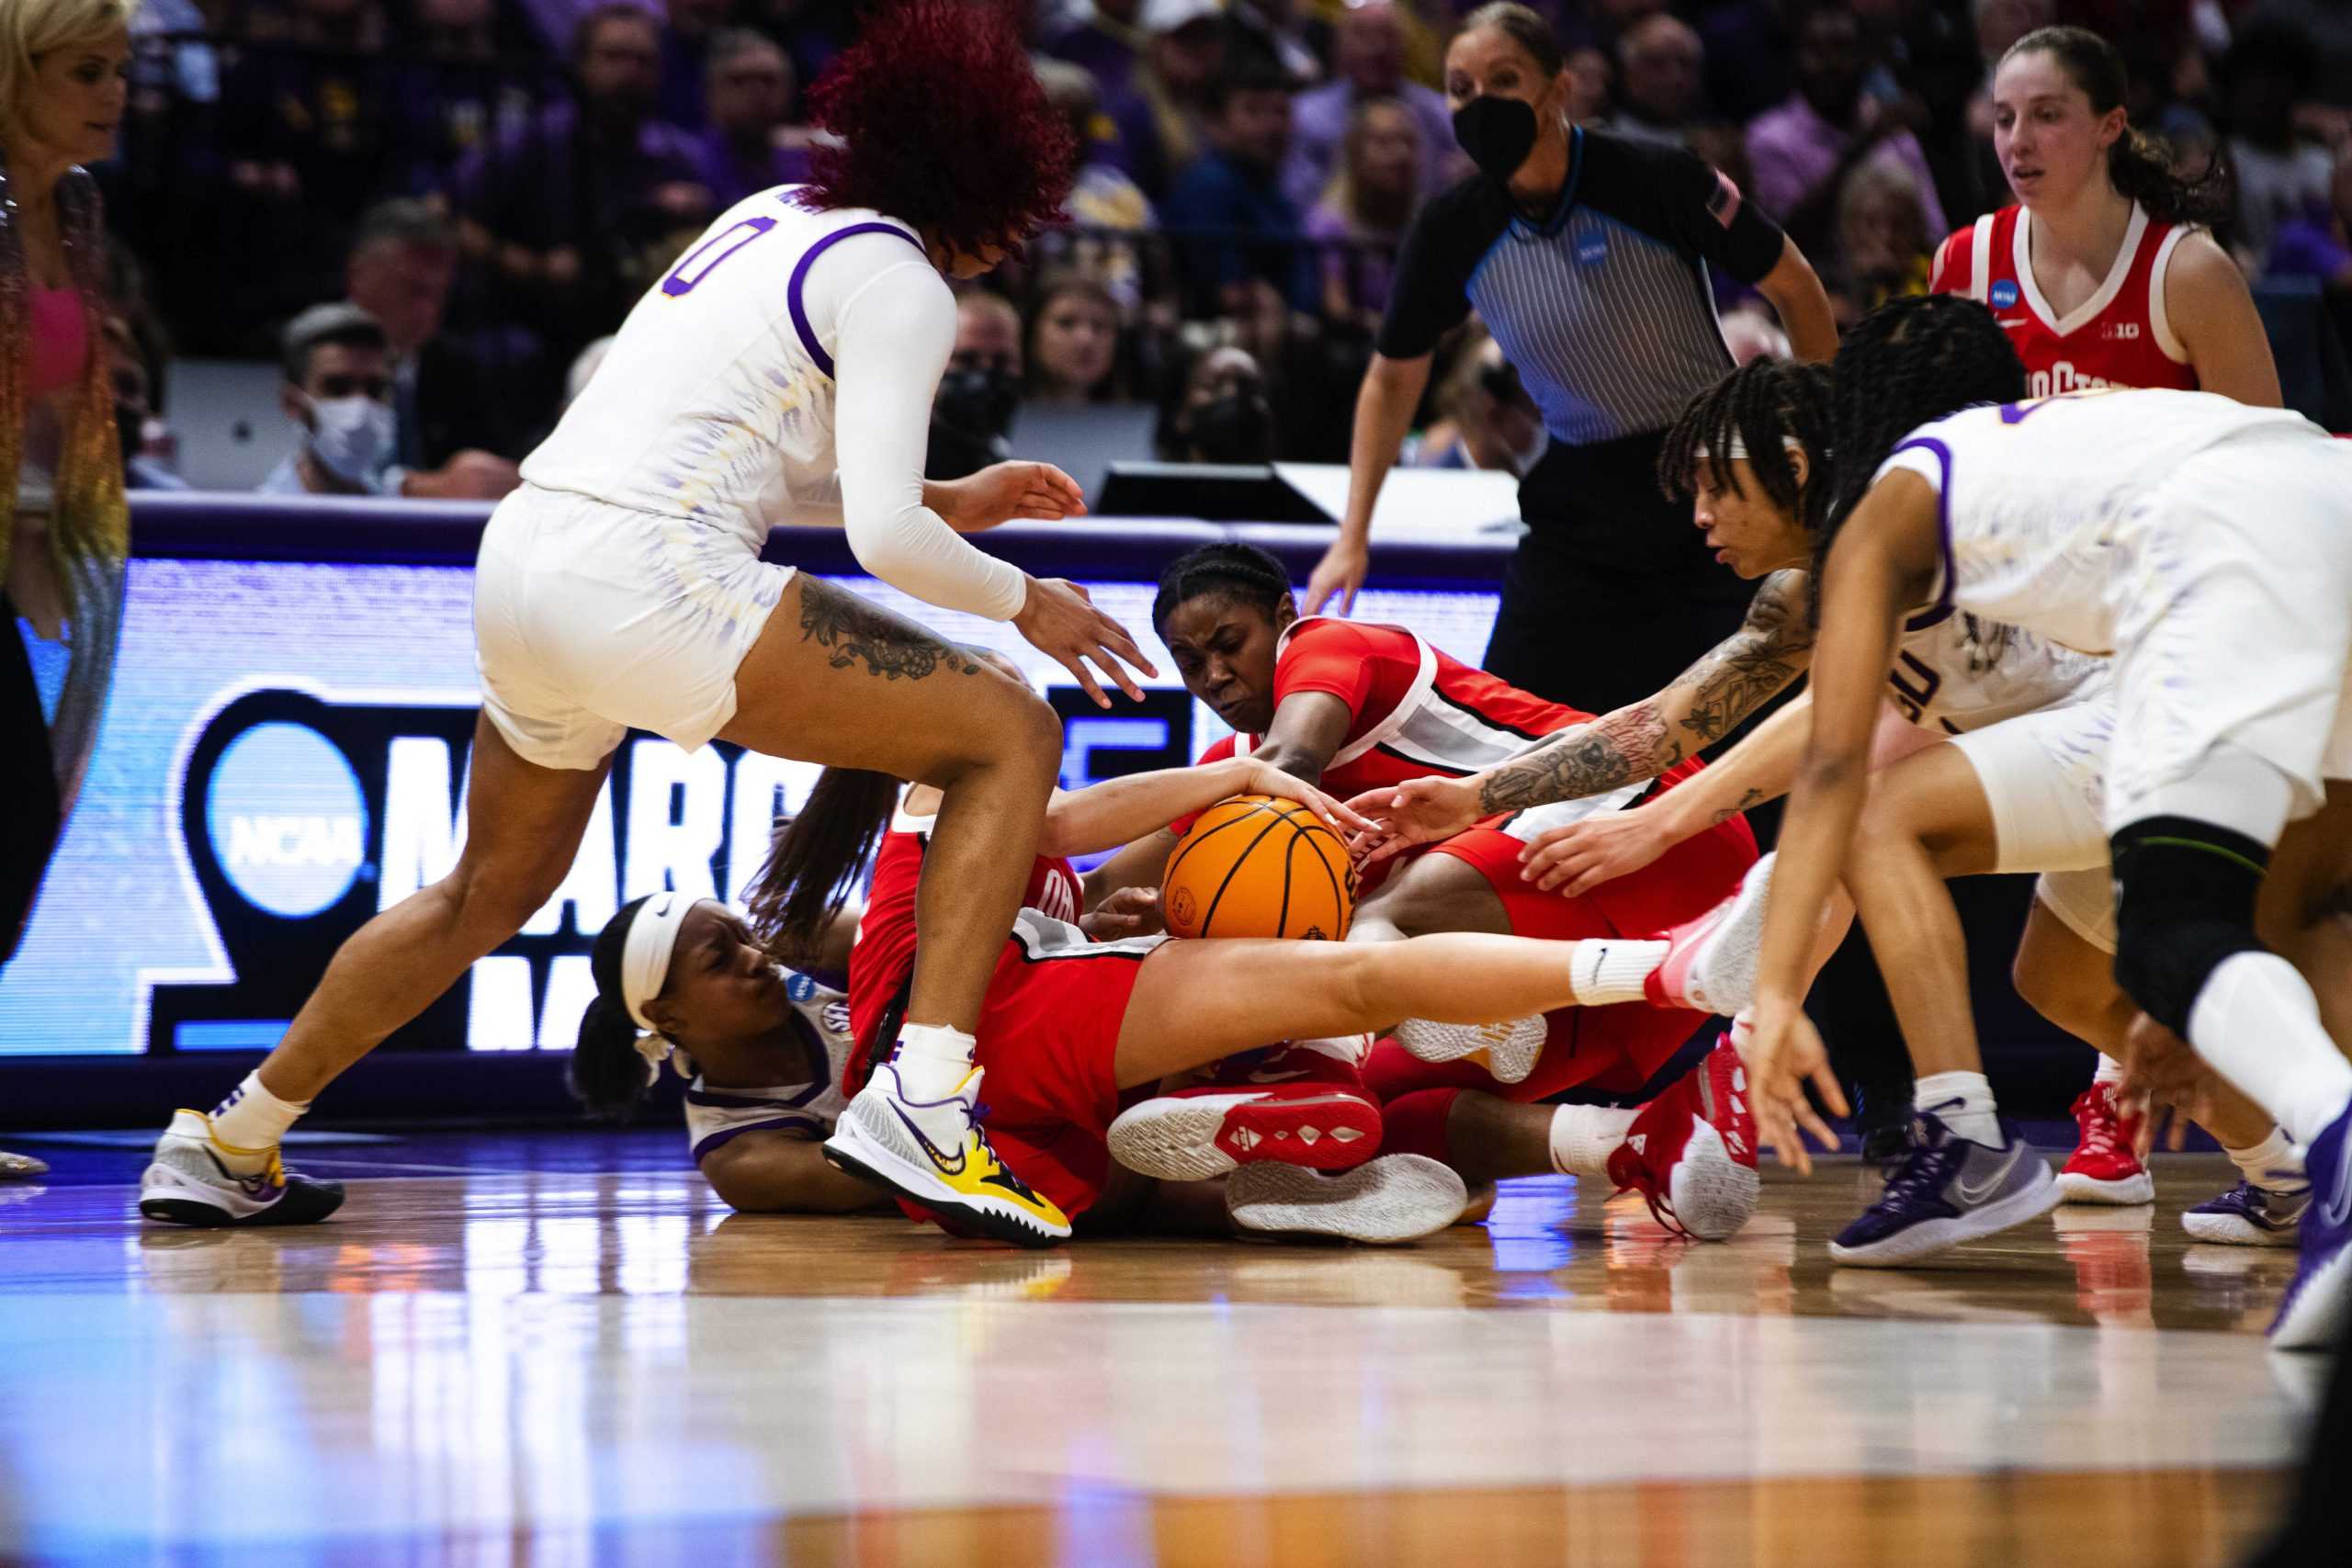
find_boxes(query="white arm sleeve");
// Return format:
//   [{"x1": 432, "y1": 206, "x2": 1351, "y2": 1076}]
[{"x1": 825, "y1": 256, "x2": 1029, "y2": 621}]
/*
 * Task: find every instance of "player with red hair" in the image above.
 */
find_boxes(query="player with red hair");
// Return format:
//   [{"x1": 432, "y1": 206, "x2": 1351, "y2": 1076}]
[{"x1": 141, "y1": 2, "x2": 1155, "y2": 1247}]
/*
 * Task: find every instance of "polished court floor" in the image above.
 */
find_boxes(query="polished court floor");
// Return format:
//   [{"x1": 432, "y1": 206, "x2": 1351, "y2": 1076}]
[{"x1": 0, "y1": 1131, "x2": 2317, "y2": 1565}]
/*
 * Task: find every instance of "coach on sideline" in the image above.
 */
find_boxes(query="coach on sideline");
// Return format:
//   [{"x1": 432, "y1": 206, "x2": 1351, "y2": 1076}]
[{"x1": 1306, "y1": 2, "x2": 1836, "y2": 715}]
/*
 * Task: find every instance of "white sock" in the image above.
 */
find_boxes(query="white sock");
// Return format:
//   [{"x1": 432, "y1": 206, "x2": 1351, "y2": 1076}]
[
  {"x1": 889, "y1": 1023, "x2": 978, "y2": 1100},
  {"x1": 1567, "y1": 940, "x2": 1669, "y2": 1007},
  {"x1": 2093, "y1": 1053, "x2": 2126, "y2": 1089},
  {"x1": 1548, "y1": 1103, "x2": 1641, "y2": 1175},
  {"x1": 2187, "y1": 953, "x2": 2352, "y2": 1149},
  {"x1": 2221, "y1": 1126, "x2": 2308, "y2": 1195},
  {"x1": 1914, "y1": 1070, "x2": 2001, "y2": 1146},
  {"x1": 208, "y1": 1072, "x2": 310, "y2": 1174}
]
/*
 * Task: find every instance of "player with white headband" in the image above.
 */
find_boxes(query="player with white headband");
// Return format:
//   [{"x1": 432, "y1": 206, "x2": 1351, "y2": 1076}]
[{"x1": 138, "y1": 2, "x2": 1150, "y2": 1244}]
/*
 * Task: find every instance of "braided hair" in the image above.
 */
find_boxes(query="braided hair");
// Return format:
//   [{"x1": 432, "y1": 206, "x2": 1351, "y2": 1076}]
[
  {"x1": 1818, "y1": 297, "x2": 2026, "y2": 611},
  {"x1": 571, "y1": 895, "x2": 659, "y2": 1122},
  {"x1": 1151, "y1": 543, "x2": 1295, "y2": 639},
  {"x1": 1656, "y1": 358, "x2": 1836, "y2": 536}
]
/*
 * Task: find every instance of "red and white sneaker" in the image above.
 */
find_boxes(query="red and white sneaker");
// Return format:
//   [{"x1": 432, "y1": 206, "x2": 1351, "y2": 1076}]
[
  {"x1": 1108, "y1": 1083, "x2": 1383, "y2": 1181},
  {"x1": 2057, "y1": 1082, "x2": 2154, "y2": 1204},
  {"x1": 1198, "y1": 1037, "x2": 1371, "y2": 1092},
  {"x1": 1605, "y1": 1036, "x2": 1760, "y2": 1241},
  {"x1": 1644, "y1": 852, "x2": 1776, "y2": 1016}
]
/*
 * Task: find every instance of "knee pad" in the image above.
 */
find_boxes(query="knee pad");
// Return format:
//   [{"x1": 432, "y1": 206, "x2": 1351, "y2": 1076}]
[{"x1": 2109, "y1": 817, "x2": 2272, "y2": 1035}]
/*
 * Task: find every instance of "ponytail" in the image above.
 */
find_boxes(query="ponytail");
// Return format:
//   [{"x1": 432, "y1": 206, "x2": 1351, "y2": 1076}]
[
  {"x1": 571, "y1": 895, "x2": 657, "y2": 1122},
  {"x1": 2004, "y1": 27, "x2": 2233, "y2": 230},
  {"x1": 745, "y1": 767, "x2": 899, "y2": 960}
]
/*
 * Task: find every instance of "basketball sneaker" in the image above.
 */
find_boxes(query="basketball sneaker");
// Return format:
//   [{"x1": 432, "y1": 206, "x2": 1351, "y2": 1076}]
[
  {"x1": 1828, "y1": 1113, "x2": 2058, "y2": 1267},
  {"x1": 1226, "y1": 1154, "x2": 1468, "y2": 1244},
  {"x1": 1198, "y1": 1037, "x2": 1371, "y2": 1091},
  {"x1": 822, "y1": 1063, "x2": 1071, "y2": 1247},
  {"x1": 2055, "y1": 1082, "x2": 2154, "y2": 1204},
  {"x1": 1390, "y1": 1014, "x2": 1546, "y2": 1084},
  {"x1": 1644, "y1": 852, "x2": 1776, "y2": 1016},
  {"x1": 1108, "y1": 1083, "x2": 1383, "y2": 1181},
  {"x1": 1604, "y1": 1037, "x2": 1760, "y2": 1241},
  {"x1": 2182, "y1": 1181, "x2": 2310, "y2": 1247},
  {"x1": 138, "y1": 1110, "x2": 346, "y2": 1227},
  {"x1": 2269, "y1": 1104, "x2": 2352, "y2": 1350}
]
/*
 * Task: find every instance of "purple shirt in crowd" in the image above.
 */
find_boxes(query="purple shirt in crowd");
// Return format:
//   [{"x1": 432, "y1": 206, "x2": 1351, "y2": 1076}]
[
  {"x1": 1303, "y1": 201, "x2": 1402, "y2": 315},
  {"x1": 452, "y1": 101, "x2": 705, "y2": 252},
  {"x1": 1744, "y1": 94, "x2": 1947, "y2": 240},
  {"x1": 694, "y1": 130, "x2": 814, "y2": 212},
  {"x1": 1282, "y1": 79, "x2": 1460, "y2": 218}
]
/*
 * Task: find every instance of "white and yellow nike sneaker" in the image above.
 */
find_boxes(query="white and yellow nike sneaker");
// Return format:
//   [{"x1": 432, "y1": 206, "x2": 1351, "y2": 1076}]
[
  {"x1": 822, "y1": 1064, "x2": 1071, "y2": 1247},
  {"x1": 139, "y1": 1110, "x2": 346, "y2": 1227}
]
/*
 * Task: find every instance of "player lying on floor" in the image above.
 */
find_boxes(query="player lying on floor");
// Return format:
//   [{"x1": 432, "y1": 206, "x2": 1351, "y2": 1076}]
[
  {"x1": 568, "y1": 737, "x2": 1772, "y2": 1247},
  {"x1": 1076, "y1": 542, "x2": 1768, "y2": 1239},
  {"x1": 1750, "y1": 295, "x2": 2352, "y2": 1347},
  {"x1": 1349, "y1": 355, "x2": 2330, "y2": 1265}
]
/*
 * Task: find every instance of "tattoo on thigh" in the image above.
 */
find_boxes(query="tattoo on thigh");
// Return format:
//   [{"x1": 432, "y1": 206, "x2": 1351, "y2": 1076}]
[{"x1": 797, "y1": 580, "x2": 981, "y2": 682}]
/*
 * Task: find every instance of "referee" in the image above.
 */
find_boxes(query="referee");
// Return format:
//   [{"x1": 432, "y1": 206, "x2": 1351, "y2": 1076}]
[{"x1": 1306, "y1": 2, "x2": 1837, "y2": 715}]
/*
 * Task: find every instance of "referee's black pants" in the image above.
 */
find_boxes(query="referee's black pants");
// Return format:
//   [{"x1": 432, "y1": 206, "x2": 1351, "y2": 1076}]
[{"x1": 1482, "y1": 430, "x2": 1750, "y2": 717}]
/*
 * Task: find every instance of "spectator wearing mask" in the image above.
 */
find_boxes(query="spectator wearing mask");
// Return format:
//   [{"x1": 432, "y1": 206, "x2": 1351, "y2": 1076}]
[
  {"x1": 1611, "y1": 12, "x2": 1706, "y2": 147},
  {"x1": 1162, "y1": 65, "x2": 1316, "y2": 316},
  {"x1": 1283, "y1": 1, "x2": 1461, "y2": 217},
  {"x1": 1746, "y1": 2, "x2": 1946, "y2": 260},
  {"x1": 261, "y1": 305, "x2": 401, "y2": 496},
  {"x1": 1045, "y1": 0, "x2": 1149, "y2": 105},
  {"x1": 1107, "y1": 0, "x2": 1228, "y2": 200},
  {"x1": 2, "y1": 0, "x2": 134, "y2": 1020},
  {"x1": 2222, "y1": 19, "x2": 2333, "y2": 270},
  {"x1": 451, "y1": 3, "x2": 711, "y2": 355},
  {"x1": 1305, "y1": 94, "x2": 1423, "y2": 323},
  {"x1": 341, "y1": 201, "x2": 521, "y2": 498},
  {"x1": 1026, "y1": 272, "x2": 1126, "y2": 403},
  {"x1": 927, "y1": 292, "x2": 1025, "y2": 480},
  {"x1": 694, "y1": 30, "x2": 809, "y2": 210},
  {"x1": 1164, "y1": 344, "x2": 1278, "y2": 463}
]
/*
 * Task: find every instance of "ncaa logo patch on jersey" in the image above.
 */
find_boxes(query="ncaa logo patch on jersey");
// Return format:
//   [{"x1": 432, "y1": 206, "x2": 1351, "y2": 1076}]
[
  {"x1": 787, "y1": 972, "x2": 816, "y2": 1002},
  {"x1": 1989, "y1": 279, "x2": 2020, "y2": 309},
  {"x1": 1576, "y1": 237, "x2": 1609, "y2": 265}
]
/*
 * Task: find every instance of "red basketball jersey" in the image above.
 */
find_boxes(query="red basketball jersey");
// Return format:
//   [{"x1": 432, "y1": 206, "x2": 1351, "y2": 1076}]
[
  {"x1": 1188, "y1": 618, "x2": 1590, "y2": 812},
  {"x1": 845, "y1": 809, "x2": 1083, "y2": 1082},
  {"x1": 1929, "y1": 203, "x2": 2199, "y2": 397}
]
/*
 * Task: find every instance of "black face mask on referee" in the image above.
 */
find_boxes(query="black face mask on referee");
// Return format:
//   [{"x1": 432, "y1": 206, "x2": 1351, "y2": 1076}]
[{"x1": 1451, "y1": 94, "x2": 1539, "y2": 185}]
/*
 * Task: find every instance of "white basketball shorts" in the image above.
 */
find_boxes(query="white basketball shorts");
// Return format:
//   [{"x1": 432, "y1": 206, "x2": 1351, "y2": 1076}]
[{"x1": 1948, "y1": 697, "x2": 2117, "y2": 953}]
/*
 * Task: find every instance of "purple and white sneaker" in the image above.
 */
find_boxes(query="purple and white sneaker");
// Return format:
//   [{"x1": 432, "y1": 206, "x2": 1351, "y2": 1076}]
[
  {"x1": 2182, "y1": 1180, "x2": 2309, "y2": 1247},
  {"x1": 2269, "y1": 1105, "x2": 2352, "y2": 1351},
  {"x1": 1828, "y1": 1113, "x2": 2059, "y2": 1268}
]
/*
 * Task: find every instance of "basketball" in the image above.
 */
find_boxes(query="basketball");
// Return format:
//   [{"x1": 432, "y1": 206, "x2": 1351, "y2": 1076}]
[{"x1": 1160, "y1": 795, "x2": 1355, "y2": 941}]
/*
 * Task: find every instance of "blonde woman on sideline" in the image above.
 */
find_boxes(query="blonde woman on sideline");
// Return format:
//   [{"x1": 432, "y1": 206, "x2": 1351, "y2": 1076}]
[{"x1": 2, "y1": 0, "x2": 136, "y2": 1181}]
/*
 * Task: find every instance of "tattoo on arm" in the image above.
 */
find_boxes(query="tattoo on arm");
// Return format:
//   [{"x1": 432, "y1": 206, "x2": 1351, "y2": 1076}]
[
  {"x1": 796, "y1": 578, "x2": 980, "y2": 681},
  {"x1": 1667, "y1": 570, "x2": 1813, "y2": 748},
  {"x1": 1477, "y1": 703, "x2": 1676, "y2": 814},
  {"x1": 1711, "y1": 789, "x2": 1767, "y2": 825}
]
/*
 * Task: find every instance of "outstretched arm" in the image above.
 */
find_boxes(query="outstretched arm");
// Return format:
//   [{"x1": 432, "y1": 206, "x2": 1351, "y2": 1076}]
[
  {"x1": 1351, "y1": 571, "x2": 1814, "y2": 853},
  {"x1": 1038, "y1": 754, "x2": 1367, "y2": 860},
  {"x1": 698, "y1": 1131, "x2": 896, "y2": 1213}
]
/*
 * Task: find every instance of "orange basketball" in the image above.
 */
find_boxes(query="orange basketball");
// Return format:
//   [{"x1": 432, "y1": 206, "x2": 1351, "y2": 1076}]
[{"x1": 1161, "y1": 795, "x2": 1356, "y2": 941}]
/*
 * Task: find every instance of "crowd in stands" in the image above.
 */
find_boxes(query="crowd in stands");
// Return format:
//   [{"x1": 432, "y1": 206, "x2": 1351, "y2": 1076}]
[{"x1": 82, "y1": 0, "x2": 2352, "y2": 499}]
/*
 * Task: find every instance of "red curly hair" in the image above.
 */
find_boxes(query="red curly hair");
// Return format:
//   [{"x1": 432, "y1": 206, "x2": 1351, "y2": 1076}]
[{"x1": 804, "y1": 1, "x2": 1078, "y2": 260}]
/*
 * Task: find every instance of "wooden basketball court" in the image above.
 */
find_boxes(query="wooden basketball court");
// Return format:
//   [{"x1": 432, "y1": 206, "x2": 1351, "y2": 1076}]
[{"x1": 0, "y1": 1135, "x2": 2311, "y2": 1564}]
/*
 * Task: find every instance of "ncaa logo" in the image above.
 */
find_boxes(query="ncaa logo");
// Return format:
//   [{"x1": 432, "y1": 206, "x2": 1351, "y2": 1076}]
[
  {"x1": 1989, "y1": 280, "x2": 2020, "y2": 309},
  {"x1": 205, "y1": 722, "x2": 367, "y2": 919},
  {"x1": 1576, "y1": 237, "x2": 1608, "y2": 265}
]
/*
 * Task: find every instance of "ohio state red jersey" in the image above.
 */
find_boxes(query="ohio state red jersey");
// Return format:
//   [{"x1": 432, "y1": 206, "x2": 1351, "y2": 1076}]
[
  {"x1": 1187, "y1": 618, "x2": 1590, "y2": 817},
  {"x1": 845, "y1": 807, "x2": 1083, "y2": 1080},
  {"x1": 1930, "y1": 203, "x2": 2199, "y2": 397}
]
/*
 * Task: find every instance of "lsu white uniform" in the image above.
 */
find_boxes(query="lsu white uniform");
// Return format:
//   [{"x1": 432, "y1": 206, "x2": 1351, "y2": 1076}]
[
  {"x1": 1878, "y1": 389, "x2": 2352, "y2": 846},
  {"x1": 1888, "y1": 608, "x2": 2120, "y2": 948},
  {"x1": 684, "y1": 970, "x2": 858, "y2": 1163},
  {"x1": 474, "y1": 188, "x2": 1029, "y2": 770}
]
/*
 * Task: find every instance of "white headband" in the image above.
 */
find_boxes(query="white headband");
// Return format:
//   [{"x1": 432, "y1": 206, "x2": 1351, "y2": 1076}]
[
  {"x1": 1696, "y1": 435, "x2": 1808, "y2": 463},
  {"x1": 620, "y1": 891, "x2": 694, "y2": 1067}
]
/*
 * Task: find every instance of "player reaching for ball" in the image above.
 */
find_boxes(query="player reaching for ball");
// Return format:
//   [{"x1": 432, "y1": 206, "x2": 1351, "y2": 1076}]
[{"x1": 138, "y1": 3, "x2": 1156, "y2": 1245}]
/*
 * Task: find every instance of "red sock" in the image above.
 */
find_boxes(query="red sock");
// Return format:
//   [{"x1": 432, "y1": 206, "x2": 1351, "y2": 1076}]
[{"x1": 1381, "y1": 1088, "x2": 1463, "y2": 1165}]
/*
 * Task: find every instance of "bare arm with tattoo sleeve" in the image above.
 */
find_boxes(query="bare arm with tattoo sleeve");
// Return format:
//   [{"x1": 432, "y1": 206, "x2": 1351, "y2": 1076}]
[{"x1": 1348, "y1": 571, "x2": 1815, "y2": 856}]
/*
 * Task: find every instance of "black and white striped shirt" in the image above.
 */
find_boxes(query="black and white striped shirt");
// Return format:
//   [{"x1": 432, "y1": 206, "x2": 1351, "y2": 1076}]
[{"x1": 1378, "y1": 127, "x2": 1786, "y2": 447}]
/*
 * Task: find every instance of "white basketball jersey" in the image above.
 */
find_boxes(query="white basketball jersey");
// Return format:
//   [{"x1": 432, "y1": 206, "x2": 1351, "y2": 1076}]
[
  {"x1": 1876, "y1": 389, "x2": 2315, "y2": 655},
  {"x1": 522, "y1": 188, "x2": 935, "y2": 549},
  {"x1": 683, "y1": 970, "x2": 858, "y2": 1163},
  {"x1": 1888, "y1": 609, "x2": 2106, "y2": 735}
]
